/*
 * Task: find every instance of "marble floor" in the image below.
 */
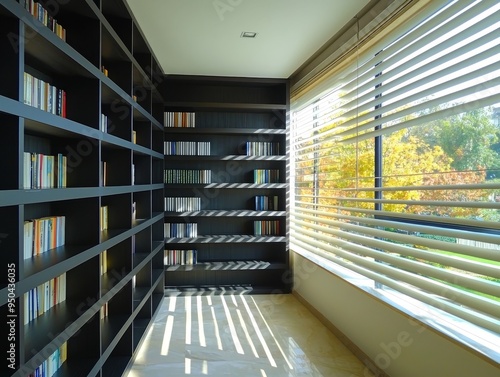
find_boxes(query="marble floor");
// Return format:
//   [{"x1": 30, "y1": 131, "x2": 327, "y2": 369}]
[{"x1": 124, "y1": 294, "x2": 373, "y2": 377}]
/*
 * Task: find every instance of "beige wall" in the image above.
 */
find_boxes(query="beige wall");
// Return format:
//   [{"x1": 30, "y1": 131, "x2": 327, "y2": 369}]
[{"x1": 292, "y1": 251, "x2": 500, "y2": 377}]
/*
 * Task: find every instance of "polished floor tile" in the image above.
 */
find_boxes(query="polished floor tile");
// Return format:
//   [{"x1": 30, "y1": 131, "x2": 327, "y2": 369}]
[{"x1": 125, "y1": 294, "x2": 373, "y2": 377}]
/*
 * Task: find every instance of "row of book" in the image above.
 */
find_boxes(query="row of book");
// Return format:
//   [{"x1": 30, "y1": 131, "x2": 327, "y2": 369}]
[
  {"x1": 254, "y1": 220, "x2": 280, "y2": 236},
  {"x1": 255, "y1": 195, "x2": 279, "y2": 211},
  {"x1": 164, "y1": 249, "x2": 197, "y2": 265},
  {"x1": 29, "y1": 342, "x2": 67, "y2": 377},
  {"x1": 100, "y1": 114, "x2": 110, "y2": 132},
  {"x1": 24, "y1": 72, "x2": 67, "y2": 117},
  {"x1": 24, "y1": 273, "x2": 66, "y2": 325},
  {"x1": 164, "y1": 223, "x2": 198, "y2": 238},
  {"x1": 254, "y1": 169, "x2": 280, "y2": 184},
  {"x1": 165, "y1": 197, "x2": 202, "y2": 212},
  {"x1": 24, "y1": 152, "x2": 67, "y2": 189},
  {"x1": 164, "y1": 111, "x2": 196, "y2": 128},
  {"x1": 246, "y1": 141, "x2": 280, "y2": 156},
  {"x1": 164, "y1": 141, "x2": 211, "y2": 155},
  {"x1": 23, "y1": 0, "x2": 67, "y2": 41},
  {"x1": 24, "y1": 216, "x2": 66, "y2": 259},
  {"x1": 164, "y1": 169, "x2": 212, "y2": 184}
]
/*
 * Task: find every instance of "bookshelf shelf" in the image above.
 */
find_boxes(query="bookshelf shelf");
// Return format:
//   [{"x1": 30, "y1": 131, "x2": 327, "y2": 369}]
[
  {"x1": 164, "y1": 155, "x2": 287, "y2": 161},
  {"x1": 165, "y1": 182, "x2": 288, "y2": 189},
  {"x1": 163, "y1": 127, "x2": 286, "y2": 134},
  {"x1": 165, "y1": 102, "x2": 287, "y2": 111},
  {"x1": 165, "y1": 210, "x2": 287, "y2": 217},
  {"x1": 163, "y1": 76, "x2": 289, "y2": 294},
  {"x1": 165, "y1": 261, "x2": 288, "y2": 272},
  {"x1": 165, "y1": 235, "x2": 287, "y2": 244},
  {"x1": 0, "y1": 0, "x2": 164, "y2": 375}
]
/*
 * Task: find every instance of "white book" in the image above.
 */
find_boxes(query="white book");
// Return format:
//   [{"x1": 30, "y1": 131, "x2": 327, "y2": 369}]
[
  {"x1": 23, "y1": 292, "x2": 29, "y2": 325},
  {"x1": 59, "y1": 272, "x2": 66, "y2": 303},
  {"x1": 23, "y1": 152, "x2": 31, "y2": 189},
  {"x1": 44, "y1": 281, "x2": 50, "y2": 313}
]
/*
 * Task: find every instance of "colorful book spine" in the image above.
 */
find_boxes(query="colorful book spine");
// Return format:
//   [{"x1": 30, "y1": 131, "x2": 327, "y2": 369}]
[
  {"x1": 23, "y1": 216, "x2": 66, "y2": 259},
  {"x1": 164, "y1": 170, "x2": 211, "y2": 184},
  {"x1": 254, "y1": 169, "x2": 280, "y2": 184},
  {"x1": 164, "y1": 223, "x2": 198, "y2": 238},
  {"x1": 24, "y1": 152, "x2": 67, "y2": 189},
  {"x1": 164, "y1": 249, "x2": 197, "y2": 265},
  {"x1": 164, "y1": 112, "x2": 196, "y2": 128},
  {"x1": 164, "y1": 141, "x2": 210, "y2": 155},
  {"x1": 246, "y1": 141, "x2": 280, "y2": 156},
  {"x1": 254, "y1": 220, "x2": 280, "y2": 236},
  {"x1": 24, "y1": 72, "x2": 67, "y2": 117},
  {"x1": 164, "y1": 197, "x2": 202, "y2": 212},
  {"x1": 24, "y1": 273, "x2": 66, "y2": 325},
  {"x1": 254, "y1": 195, "x2": 279, "y2": 210},
  {"x1": 23, "y1": 0, "x2": 67, "y2": 41},
  {"x1": 28, "y1": 341, "x2": 68, "y2": 377}
]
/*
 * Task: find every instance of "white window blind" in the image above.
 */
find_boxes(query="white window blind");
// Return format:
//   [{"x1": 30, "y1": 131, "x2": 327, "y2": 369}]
[{"x1": 290, "y1": 0, "x2": 500, "y2": 338}]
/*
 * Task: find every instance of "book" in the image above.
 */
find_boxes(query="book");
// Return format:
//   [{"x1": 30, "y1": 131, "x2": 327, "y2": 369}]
[
  {"x1": 101, "y1": 161, "x2": 107, "y2": 186},
  {"x1": 23, "y1": 273, "x2": 66, "y2": 325},
  {"x1": 24, "y1": 216, "x2": 65, "y2": 259},
  {"x1": 24, "y1": 0, "x2": 66, "y2": 41},
  {"x1": 164, "y1": 249, "x2": 197, "y2": 265},
  {"x1": 100, "y1": 205, "x2": 108, "y2": 231},
  {"x1": 24, "y1": 72, "x2": 66, "y2": 117},
  {"x1": 164, "y1": 111, "x2": 196, "y2": 128}
]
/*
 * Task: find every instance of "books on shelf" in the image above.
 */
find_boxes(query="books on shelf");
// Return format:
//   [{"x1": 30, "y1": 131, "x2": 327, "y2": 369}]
[
  {"x1": 100, "y1": 114, "x2": 109, "y2": 132},
  {"x1": 24, "y1": 273, "x2": 66, "y2": 325},
  {"x1": 165, "y1": 197, "x2": 201, "y2": 212},
  {"x1": 246, "y1": 141, "x2": 280, "y2": 156},
  {"x1": 23, "y1": 0, "x2": 66, "y2": 41},
  {"x1": 101, "y1": 66, "x2": 109, "y2": 77},
  {"x1": 164, "y1": 223, "x2": 198, "y2": 238},
  {"x1": 132, "y1": 130, "x2": 137, "y2": 144},
  {"x1": 23, "y1": 152, "x2": 67, "y2": 189},
  {"x1": 164, "y1": 169, "x2": 211, "y2": 184},
  {"x1": 100, "y1": 302, "x2": 109, "y2": 320},
  {"x1": 254, "y1": 169, "x2": 280, "y2": 184},
  {"x1": 28, "y1": 341, "x2": 67, "y2": 377},
  {"x1": 23, "y1": 216, "x2": 65, "y2": 259},
  {"x1": 164, "y1": 111, "x2": 195, "y2": 128},
  {"x1": 164, "y1": 141, "x2": 210, "y2": 155},
  {"x1": 254, "y1": 220, "x2": 280, "y2": 236},
  {"x1": 100, "y1": 249, "x2": 108, "y2": 276},
  {"x1": 100, "y1": 205, "x2": 108, "y2": 231},
  {"x1": 164, "y1": 249, "x2": 197, "y2": 265},
  {"x1": 255, "y1": 195, "x2": 279, "y2": 211},
  {"x1": 24, "y1": 72, "x2": 66, "y2": 117}
]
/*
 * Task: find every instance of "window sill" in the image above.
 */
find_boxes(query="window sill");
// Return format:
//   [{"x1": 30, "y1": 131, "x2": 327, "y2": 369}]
[{"x1": 291, "y1": 246, "x2": 500, "y2": 365}]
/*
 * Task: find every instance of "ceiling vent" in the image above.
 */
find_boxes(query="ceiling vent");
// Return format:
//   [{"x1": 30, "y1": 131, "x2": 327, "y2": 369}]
[{"x1": 240, "y1": 31, "x2": 257, "y2": 38}]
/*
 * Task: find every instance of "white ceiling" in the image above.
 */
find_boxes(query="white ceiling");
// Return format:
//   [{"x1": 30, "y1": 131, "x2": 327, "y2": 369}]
[{"x1": 125, "y1": 0, "x2": 370, "y2": 78}]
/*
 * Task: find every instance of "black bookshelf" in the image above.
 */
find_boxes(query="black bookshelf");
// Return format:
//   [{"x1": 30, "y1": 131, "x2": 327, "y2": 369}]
[
  {"x1": 163, "y1": 75, "x2": 290, "y2": 294},
  {"x1": 0, "y1": 0, "x2": 164, "y2": 376}
]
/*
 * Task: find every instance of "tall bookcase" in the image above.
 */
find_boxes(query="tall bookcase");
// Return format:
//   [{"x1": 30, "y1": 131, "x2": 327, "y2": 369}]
[
  {"x1": 0, "y1": 0, "x2": 164, "y2": 376},
  {"x1": 163, "y1": 75, "x2": 290, "y2": 294}
]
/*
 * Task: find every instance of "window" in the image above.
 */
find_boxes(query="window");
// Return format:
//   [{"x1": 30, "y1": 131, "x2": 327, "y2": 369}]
[{"x1": 290, "y1": 0, "x2": 500, "y2": 353}]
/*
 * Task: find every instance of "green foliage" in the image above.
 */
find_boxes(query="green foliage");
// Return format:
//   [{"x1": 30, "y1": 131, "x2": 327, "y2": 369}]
[{"x1": 409, "y1": 107, "x2": 500, "y2": 171}]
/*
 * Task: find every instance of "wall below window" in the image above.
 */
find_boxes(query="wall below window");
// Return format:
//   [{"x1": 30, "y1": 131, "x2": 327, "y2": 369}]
[{"x1": 292, "y1": 251, "x2": 500, "y2": 377}]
